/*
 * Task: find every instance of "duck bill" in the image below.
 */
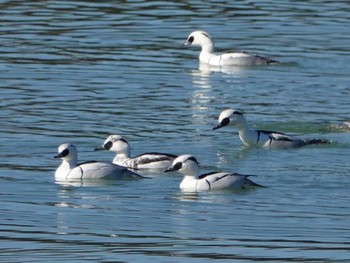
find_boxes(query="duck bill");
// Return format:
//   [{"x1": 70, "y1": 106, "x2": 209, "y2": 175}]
[
  {"x1": 164, "y1": 167, "x2": 176, "y2": 173},
  {"x1": 94, "y1": 146, "x2": 105, "y2": 151},
  {"x1": 212, "y1": 124, "x2": 224, "y2": 130}
]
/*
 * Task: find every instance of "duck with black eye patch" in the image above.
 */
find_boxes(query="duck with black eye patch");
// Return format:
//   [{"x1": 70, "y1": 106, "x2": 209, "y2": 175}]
[
  {"x1": 165, "y1": 154, "x2": 262, "y2": 192},
  {"x1": 54, "y1": 143, "x2": 143, "y2": 181},
  {"x1": 95, "y1": 135, "x2": 177, "y2": 171},
  {"x1": 183, "y1": 30, "x2": 278, "y2": 66},
  {"x1": 213, "y1": 109, "x2": 331, "y2": 149}
]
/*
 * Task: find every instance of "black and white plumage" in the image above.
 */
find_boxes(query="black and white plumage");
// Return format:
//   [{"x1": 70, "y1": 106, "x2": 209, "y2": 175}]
[
  {"x1": 54, "y1": 143, "x2": 142, "y2": 181},
  {"x1": 95, "y1": 135, "x2": 177, "y2": 170},
  {"x1": 165, "y1": 154, "x2": 262, "y2": 191},
  {"x1": 183, "y1": 30, "x2": 278, "y2": 66},
  {"x1": 213, "y1": 109, "x2": 330, "y2": 149}
]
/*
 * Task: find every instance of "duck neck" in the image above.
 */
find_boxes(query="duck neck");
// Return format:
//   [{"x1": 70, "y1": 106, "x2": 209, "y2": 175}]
[
  {"x1": 200, "y1": 43, "x2": 215, "y2": 61},
  {"x1": 198, "y1": 41, "x2": 216, "y2": 64},
  {"x1": 55, "y1": 159, "x2": 76, "y2": 179},
  {"x1": 66, "y1": 156, "x2": 78, "y2": 169},
  {"x1": 235, "y1": 118, "x2": 257, "y2": 146},
  {"x1": 114, "y1": 152, "x2": 130, "y2": 162},
  {"x1": 188, "y1": 165, "x2": 201, "y2": 178},
  {"x1": 201, "y1": 42, "x2": 214, "y2": 54}
]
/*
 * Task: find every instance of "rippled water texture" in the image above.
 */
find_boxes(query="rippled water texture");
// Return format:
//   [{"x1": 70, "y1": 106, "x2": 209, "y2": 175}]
[{"x1": 1, "y1": 0, "x2": 350, "y2": 262}]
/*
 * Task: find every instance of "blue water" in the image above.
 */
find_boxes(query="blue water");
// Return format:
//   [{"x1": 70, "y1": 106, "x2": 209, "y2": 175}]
[{"x1": 1, "y1": 0, "x2": 350, "y2": 262}]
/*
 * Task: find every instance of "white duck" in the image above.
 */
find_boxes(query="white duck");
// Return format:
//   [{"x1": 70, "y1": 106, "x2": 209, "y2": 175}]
[
  {"x1": 95, "y1": 135, "x2": 177, "y2": 170},
  {"x1": 165, "y1": 154, "x2": 262, "y2": 191},
  {"x1": 183, "y1": 30, "x2": 278, "y2": 66},
  {"x1": 213, "y1": 109, "x2": 330, "y2": 149},
  {"x1": 54, "y1": 143, "x2": 142, "y2": 181}
]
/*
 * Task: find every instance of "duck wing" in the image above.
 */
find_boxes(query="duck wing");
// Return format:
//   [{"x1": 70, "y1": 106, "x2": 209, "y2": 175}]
[
  {"x1": 201, "y1": 172, "x2": 261, "y2": 190},
  {"x1": 223, "y1": 51, "x2": 278, "y2": 65},
  {"x1": 73, "y1": 162, "x2": 142, "y2": 179},
  {"x1": 133, "y1": 152, "x2": 177, "y2": 165},
  {"x1": 259, "y1": 130, "x2": 299, "y2": 142}
]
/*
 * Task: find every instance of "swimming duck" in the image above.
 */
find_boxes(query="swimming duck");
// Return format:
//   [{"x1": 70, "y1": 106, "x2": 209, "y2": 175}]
[
  {"x1": 95, "y1": 135, "x2": 177, "y2": 170},
  {"x1": 54, "y1": 143, "x2": 142, "y2": 181},
  {"x1": 184, "y1": 30, "x2": 277, "y2": 66},
  {"x1": 213, "y1": 109, "x2": 330, "y2": 149},
  {"x1": 165, "y1": 154, "x2": 262, "y2": 191}
]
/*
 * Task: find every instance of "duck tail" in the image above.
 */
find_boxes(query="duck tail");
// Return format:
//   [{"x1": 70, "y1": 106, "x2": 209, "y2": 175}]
[
  {"x1": 245, "y1": 175, "x2": 265, "y2": 188},
  {"x1": 304, "y1": 139, "x2": 332, "y2": 146},
  {"x1": 267, "y1": 59, "x2": 279, "y2": 65},
  {"x1": 248, "y1": 180, "x2": 265, "y2": 188}
]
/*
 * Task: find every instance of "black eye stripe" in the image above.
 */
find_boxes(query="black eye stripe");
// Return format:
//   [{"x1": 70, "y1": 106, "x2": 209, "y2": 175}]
[
  {"x1": 104, "y1": 141, "x2": 113, "y2": 150},
  {"x1": 221, "y1": 117, "x2": 230, "y2": 127},
  {"x1": 61, "y1": 149, "x2": 69, "y2": 157},
  {"x1": 188, "y1": 36, "x2": 194, "y2": 43},
  {"x1": 173, "y1": 162, "x2": 183, "y2": 170}
]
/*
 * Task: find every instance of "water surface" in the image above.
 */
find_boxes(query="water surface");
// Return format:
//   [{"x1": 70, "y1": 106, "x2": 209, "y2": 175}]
[{"x1": 1, "y1": 0, "x2": 350, "y2": 262}]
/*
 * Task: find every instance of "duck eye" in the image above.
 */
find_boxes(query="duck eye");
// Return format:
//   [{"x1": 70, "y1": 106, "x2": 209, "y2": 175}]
[
  {"x1": 104, "y1": 141, "x2": 113, "y2": 150},
  {"x1": 188, "y1": 36, "x2": 194, "y2": 44},
  {"x1": 61, "y1": 149, "x2": 69, "y2": 157},
  {"x1": 220, "y1": 117, "x2": 230, "y2": 127},
  {"x1": 173, "y1": 162, "x2": 183, "y2": 170}
]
